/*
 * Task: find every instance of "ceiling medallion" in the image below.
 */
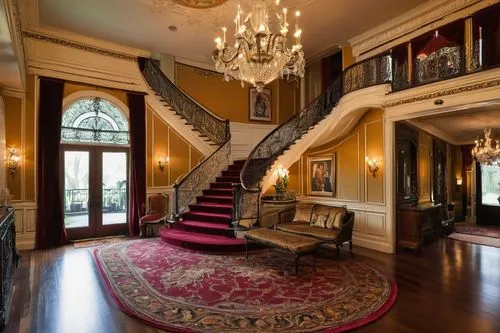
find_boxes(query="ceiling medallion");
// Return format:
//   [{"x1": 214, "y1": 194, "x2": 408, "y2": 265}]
[
  {"x1": 472, "y1": 128, "x2": 500, "y2": 165},
  {"x1": 170, "y1": 0, "x2": 230, "y2": 8},
  {"x1": 212, "y1": 0, "x2": 305, "y2": 92}
]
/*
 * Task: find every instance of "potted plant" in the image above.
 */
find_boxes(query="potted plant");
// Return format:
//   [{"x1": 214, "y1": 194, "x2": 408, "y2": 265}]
[{"x1": 273, "y1": 167, "x2": 289, "y2": 200}]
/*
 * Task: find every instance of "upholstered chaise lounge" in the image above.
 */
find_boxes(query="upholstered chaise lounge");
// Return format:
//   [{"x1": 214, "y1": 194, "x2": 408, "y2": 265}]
[{"x1": 275, "y1": 203, "x2": 355, "y2": 256}]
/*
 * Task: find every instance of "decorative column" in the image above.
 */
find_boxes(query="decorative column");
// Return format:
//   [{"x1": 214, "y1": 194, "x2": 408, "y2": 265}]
[
  {"x1": 464, "y1": 18, "x2": 473, "y2": 72},
  {"x1": 407, "y1": 42, "x2": 413, "y2": 86}
]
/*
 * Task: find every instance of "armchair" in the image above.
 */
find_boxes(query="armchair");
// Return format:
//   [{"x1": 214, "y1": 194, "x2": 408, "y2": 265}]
[{"x1": 139, "y1": 194, "x2": 168, "y2": 237}]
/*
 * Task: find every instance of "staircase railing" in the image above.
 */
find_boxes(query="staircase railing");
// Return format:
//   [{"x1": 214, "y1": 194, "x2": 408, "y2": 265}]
[
  {"x1": 234, "y1": 53, "x2": 393, "y2": 225},
  {"x1": 233, "y1": 77, "x2": 343, "y2": 224},
  {"x1": 140, "y1": 58, "x2": 229, "y2": 145},
  {"x1": 139, "y1": 58, "x2": 231, "y2": 214}
]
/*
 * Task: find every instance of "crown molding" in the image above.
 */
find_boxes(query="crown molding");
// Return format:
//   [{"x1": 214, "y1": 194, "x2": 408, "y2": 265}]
[
  {"x1": 349, "y1": 0, "x2": 496, "y2": 59},
  {"x1": 4, "y1": 0, "x2": 27, "y2": 89},
  {"x1": 22, "y1": 31, "x2": 145, "y2": 62},
  {"x1": 1, "y1": 86, "x2": 25, "y2": 98}
]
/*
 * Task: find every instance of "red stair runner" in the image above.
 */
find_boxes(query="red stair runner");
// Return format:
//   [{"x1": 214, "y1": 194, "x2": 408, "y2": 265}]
[{"x1": 160, "y1": 160, "x2": 247, "y2": 252}]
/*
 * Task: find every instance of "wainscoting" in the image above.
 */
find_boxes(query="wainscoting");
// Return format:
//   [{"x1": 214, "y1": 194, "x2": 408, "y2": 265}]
[
  {"x1": 11, "y1": 201, "x2": 37, "y2": 250},
  {"x1": 298, "y1": 196, "x2": 391, "y2": 253}
]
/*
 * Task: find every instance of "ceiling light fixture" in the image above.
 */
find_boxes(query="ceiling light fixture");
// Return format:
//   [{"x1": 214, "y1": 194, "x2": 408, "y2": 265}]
[
  {"x1": 472, "y1": 128, "x2": 500, "y2": 165},
  {"x1": 212, "y1": 0, "x2": 305, "y2": 92}
]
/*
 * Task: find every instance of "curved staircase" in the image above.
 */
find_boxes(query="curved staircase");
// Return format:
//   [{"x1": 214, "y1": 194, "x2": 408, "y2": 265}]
[
  {"x1": 159, "y1": 160, "x2": 247, "y2": 252},
  {"x1": 139, "y1": 54, "x2": 391, "y2": 252}
]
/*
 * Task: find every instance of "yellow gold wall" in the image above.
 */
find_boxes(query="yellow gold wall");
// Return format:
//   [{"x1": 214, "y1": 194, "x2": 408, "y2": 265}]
[
  {"x1": 418, "y1": 130, "x2": 433, "y2": 203},
  {"x1": 286, "y1": 109, "x2": 384, "y2": 203},
  {"x1": 64, "y1": 82, "x2": 128, "y2": 106},
  {"x1": 175, "y1": 63, "x2": 300, "y2": 125},
  {"x1": 145, "y1": 106, "x2": 204, "y2": 187},
  {"x1": 2, "y1": 75, "x2": 37, "y2": 201}
]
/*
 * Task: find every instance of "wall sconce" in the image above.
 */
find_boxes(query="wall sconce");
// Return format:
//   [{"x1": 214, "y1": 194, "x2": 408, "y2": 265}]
[
  {"x1": 456, "y1": 178, "x2": 463, "y2": 186},
  {"x1": 365, "y1": 157, "x2": 379, "y2": 178},
  {"x1": 158, "y1": 156, "x2": 169, "y2": 171},
  {"x1": 7, "y1": 146, "x2": 20, "y2": 174}
]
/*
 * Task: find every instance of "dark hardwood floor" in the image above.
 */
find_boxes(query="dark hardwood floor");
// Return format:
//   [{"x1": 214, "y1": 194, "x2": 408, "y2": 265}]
[{"x1": 3, "y1": 238, "x2": 500, "y2": 333}]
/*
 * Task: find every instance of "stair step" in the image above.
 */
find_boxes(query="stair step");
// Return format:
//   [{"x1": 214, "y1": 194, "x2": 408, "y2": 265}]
[
  {"x1": 215, "y1": 176, "x2": 240, "y2": 183},
  {"x1": 160, "y1": 228, "x2": 246, "y2": 252},
  {"x1": 228, "y1": 164, "x2": 244, "y2": 171},
  {"x1": 203, "y1": 188, "x2": 234, "y2": 196},
  {"x1": 233, "y1": 160, "x2": 246, "y2": 166},
  {"x1": 189, "y1": 203, "x2": 233, "y2": 215},
  {"x1": 210, "y1": 182, "x2": 233, "y2": 189},
  {"x1": 197, "y1": 195, "x2": 233, "y2": 204},
  {"x1": 178, "y1": 220, "x2": 232, "y2": 236},
  {"x1": 222, "y1": 170, "x2": 240, "y2": 177},
  {"x1": 183, "y1": 211, "x2": 232, "y2": 224}
]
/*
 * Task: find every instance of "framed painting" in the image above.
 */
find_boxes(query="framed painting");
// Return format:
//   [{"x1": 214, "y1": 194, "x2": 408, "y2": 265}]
[
  {"x1": 249, "y1": 87, "x2": 272, "y2": 122},
  {"x1": 308, "y1": 155, "x2": 336, "y2": 196}
]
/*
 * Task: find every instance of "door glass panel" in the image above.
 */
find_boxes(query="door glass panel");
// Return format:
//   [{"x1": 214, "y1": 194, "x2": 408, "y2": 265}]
[
  {"x1": 481, "y1": 164, "x2": 500, "y2": 206},
  {"x1": 64, "y1": 151, "x2": 90, "y2": 229},
  {"x1": 102, "y1": 152, "x2": 127, "y2": 225}
]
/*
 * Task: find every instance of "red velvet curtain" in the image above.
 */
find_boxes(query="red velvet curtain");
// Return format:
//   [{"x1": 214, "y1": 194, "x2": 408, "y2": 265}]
[
  {"x1": 36, "y1": 77, "x2": 67, "y2": 249},
  {"x1": 128, "y1": 93, "x2": 146, "y2": 236}
]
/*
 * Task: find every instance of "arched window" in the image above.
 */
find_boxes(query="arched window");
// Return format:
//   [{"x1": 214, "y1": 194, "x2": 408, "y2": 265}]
[{"x1": 61, "y1": 97, "x2": 129, "y2": 145}]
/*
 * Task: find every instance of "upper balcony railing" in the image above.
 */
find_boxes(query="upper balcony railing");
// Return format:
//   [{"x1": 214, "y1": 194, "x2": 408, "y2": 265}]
[{"x1": 343, "y1": 53, "x2": 392, "y2": 95}]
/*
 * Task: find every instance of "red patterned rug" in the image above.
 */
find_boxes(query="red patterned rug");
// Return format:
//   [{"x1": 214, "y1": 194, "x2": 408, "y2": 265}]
[
  {"x1": 94, "y1": 239, "x2": 397, "y2": 332},
  {"x1": 454, "y1": 225, "x2": 500, "y2": 239}
]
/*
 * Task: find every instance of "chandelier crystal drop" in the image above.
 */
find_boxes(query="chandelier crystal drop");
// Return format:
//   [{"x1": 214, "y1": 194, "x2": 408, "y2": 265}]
[
  {"x1": 212, "y1": 0, "x2": 305, "y2": 92},
  {"x1": 472, "y1": 128, "x2": 500, "y2": 165}
]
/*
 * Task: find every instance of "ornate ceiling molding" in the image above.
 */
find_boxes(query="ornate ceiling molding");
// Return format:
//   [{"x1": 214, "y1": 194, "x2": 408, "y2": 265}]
[
  {"x1": 4, "y1": 0, "x2": 27, "y2": 88},
  {"x1": 169, "y1": 0, "x2": 230, "y2": 9},
  {"x1": 22, "y1": 31, "x2": 137, "y2": 61},
  {"x1": 349, "y1": 0, "x2": 486, "y2": 59},
  {"x1": 139, "y1": 0, "x2": 315, "y2": 32}
]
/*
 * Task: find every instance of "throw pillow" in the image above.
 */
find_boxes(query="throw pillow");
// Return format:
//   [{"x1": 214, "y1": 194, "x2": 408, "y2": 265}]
[
  {"x1": 294, "y1": 203, "x2": 314, "y2": 222},
  {"x1": 326, "y1": 211, "x2": 338, "y2": 229},
  {"x1": 310, "y1": 214, "x2": 328, "y2": 228},
  {"x1": 332, "y1": 210, "x2": 345, "y2": 229}
]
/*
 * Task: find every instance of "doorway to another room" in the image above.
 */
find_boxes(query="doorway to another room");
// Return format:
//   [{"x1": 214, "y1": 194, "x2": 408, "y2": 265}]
[{"x1": 61, "y1": 97, "x2": 130, "y2": 240}]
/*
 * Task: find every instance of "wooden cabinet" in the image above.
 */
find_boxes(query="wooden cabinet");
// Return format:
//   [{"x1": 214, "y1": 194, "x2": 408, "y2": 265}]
[
  {"x1": 0, "y1": 207, "x2": 18, "y2": 327},
  {"x1": 397, "y1": 203, "x2": 442, "y2": 252}
]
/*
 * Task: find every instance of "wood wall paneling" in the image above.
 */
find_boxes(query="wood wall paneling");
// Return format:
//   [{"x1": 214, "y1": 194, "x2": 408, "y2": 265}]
[
  {"x1": 153, "y1": 113, "x2": 169, "y2": 187},
  {"x1": 418, "y1": 131, "x2": 433, "y2": 203},
  {"x1": 168, "y1": 128, "x2": 190, "y2": 185},
  {"x1": 4, "y1": 96, "x2": 22, "y2": 200},
  {"x1": 365, "y1": 119, "x2": 384, "y2": 204},
  {"x1": 24, "y1": 75, "x2": 36, "y2": 201}
]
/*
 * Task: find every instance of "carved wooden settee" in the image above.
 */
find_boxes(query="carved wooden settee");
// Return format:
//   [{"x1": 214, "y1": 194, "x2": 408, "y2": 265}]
[{"x1": 275, "y1": 202, "x2": 355, "y2": 256}]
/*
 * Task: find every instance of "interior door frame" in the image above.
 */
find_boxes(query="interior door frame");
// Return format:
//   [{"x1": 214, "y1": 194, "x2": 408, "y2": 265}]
[
  {"x1": 476, "y1": 162, "x2": 500, "y2": 226},
  {"x1": 61, "y1": 144, "x2": 130, "y2": 240}
]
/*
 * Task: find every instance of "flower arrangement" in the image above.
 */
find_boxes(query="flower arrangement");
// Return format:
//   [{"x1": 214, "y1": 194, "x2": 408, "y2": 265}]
[{"x1": 273, "y1": 167, "x2": 289, "y2": 198}]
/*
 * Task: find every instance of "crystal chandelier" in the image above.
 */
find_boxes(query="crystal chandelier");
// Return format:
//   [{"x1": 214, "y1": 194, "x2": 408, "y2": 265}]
[
  {"x1": 472, "y1": 128, "x2": 500, "y2": 165},
  {"x1": 212, "y1": 0, "x2": 305, "y2": 92}
]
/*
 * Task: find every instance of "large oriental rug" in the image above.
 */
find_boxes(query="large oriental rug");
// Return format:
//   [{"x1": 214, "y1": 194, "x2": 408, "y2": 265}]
[{"x1": 94, "y1": 239, "x2": 397, "y2": 332}]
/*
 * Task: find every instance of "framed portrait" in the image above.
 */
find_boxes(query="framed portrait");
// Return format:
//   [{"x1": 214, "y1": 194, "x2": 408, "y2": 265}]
[
  {"x1": 308, "y1": 155, "x2": 336, "y2": 196},
  {"x1": 249, "y1": 87, "x2": 272, "y2": 122}
]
